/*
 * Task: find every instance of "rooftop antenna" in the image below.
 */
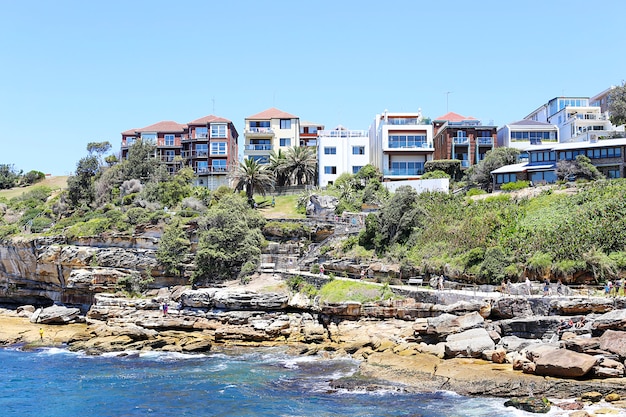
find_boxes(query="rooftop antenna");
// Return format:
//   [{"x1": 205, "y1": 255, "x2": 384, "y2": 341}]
[{"x1": 446, "y1": 91, "x2": 453, "y2": 113}]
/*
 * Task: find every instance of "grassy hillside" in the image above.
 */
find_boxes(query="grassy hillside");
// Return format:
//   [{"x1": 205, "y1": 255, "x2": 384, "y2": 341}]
[{"x1": 0, "y1": 176, "x2": 68, "y2": 200}]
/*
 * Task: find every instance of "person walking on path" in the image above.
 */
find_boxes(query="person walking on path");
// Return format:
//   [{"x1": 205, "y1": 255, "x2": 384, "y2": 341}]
[
  {"x1": 525, "y1": 277, "x2": 532, "y2": 296},
  {"x1": 39, "y1": 327, "x2": 44, "y2": 342},
  {"x1": 543, "y1": 279, "x2": 551, "y2": 297},
  {"x1": 556, "y1": 279, "x2": 564, "y2": 296},
  {"x1": 319, "y1": 265, "x2": 325, "y2": 277}
]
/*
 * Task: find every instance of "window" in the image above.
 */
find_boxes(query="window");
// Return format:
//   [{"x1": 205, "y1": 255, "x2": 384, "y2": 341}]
[
  {"x1": 324, "y1": 147, "x2": 336, "y2": 155},
  {"x1": 324, "y1": 166, "x2": 337, "y2": 174},
  {"x1": 196, "y1": 144, "x2": 208, "y2": 157},
  {"x1": 211, "y1": 124, "x2": 227, "y2": 138},
  {"x1": 608, "y1": 168, "x2": 621, "y2": 178},
  {"x1": 196, "y1": 161, "x2": 208, "y2": 173},
  {"x1": 163, "y1": 150, "x2": 175, "y2": 162},
  {"x1": 211, "y1": 142, "x2": 227, "y2": 155},
  {"x1": 212, "y1": 159, "x2": 227, "y2": 171},
  {"x1": 164, "y1": 134, "x2": 175, "y2": 146},
  {"x1": 126, "y1": 137, "x2": 136, "y2": 146},
  {"x1": 352, "y1": 166, "x2": 363, "y2": 174},
  {"x1": 141, "y1": 133, "x2": 157, "y2": 141},
  {"x1": 280, "y1": 119, "x2": 291, "y2": 129},
  {"x1": 280, "y1": 138, "x2": 291, "y2": 147},
  {"x1": 251, "y1": 155, "x2": 269, "y2": 164},
  {"x1": 352, "y1": 146, "x2": 365, "y2": 155},
  {"x1": 388, "y1": 135, "x2": 427, "y2": 148},
  {"x1": 249, "y1": 121, "x2": 270, "y2": 132},
  {"x1": 195, "y1": 127, "x2": 208, "y2": 139},
  {"x1": 390, "y1": 161, "x2": 424, "y2": 175},
  {"x1": 496, "y1": 173, "x2": 517, "y2": 184}
]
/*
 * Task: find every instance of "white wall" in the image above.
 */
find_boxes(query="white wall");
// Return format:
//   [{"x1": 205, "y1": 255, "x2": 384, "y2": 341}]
[
  {"x1": 318, "y1": 132, "x2": 370, "y2": 186},
  {"x1": 382, "y1": 178, "x2": 449, "y2": 193}
]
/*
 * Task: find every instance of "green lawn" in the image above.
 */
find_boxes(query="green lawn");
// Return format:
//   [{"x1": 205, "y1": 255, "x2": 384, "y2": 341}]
[
  {"x1": 0, "y1": 176, "x2": 68, "y2": 200},
  {"x1": 256, "y1": 194, "x2": 305, "y2": 219}
]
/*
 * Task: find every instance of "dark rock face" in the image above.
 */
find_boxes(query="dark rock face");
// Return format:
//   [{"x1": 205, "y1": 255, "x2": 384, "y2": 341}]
[{"x1": 504, "y1": 397, "x2": 551, "y2": 414}]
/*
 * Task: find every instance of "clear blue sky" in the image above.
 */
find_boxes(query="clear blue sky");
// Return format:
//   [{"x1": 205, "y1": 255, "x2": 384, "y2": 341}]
[{"x1": 1, "y1": 0, "x2": 625, "y2": 175}]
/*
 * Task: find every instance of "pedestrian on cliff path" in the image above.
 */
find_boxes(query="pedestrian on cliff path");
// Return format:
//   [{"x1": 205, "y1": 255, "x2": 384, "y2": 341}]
[
  {"x1": 39, "y1": 327, "x2": 44, "y2": 342},
  {"x1": 525, "y1": 277, "x2": 532, "y2": 296}
]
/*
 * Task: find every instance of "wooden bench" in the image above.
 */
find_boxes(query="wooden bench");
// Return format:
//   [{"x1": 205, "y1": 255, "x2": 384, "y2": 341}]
[{"x1": 408, "y1": 278, "x2": 423, "y2": 286}]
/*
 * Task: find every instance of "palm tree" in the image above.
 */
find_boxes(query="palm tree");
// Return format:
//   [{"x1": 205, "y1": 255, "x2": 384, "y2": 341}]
[
  {"x1": 268, "y1": 149, "x2": 289, "y2": 187},
  {"x1": 283, "y1": 146, "x2": 317, "y2": 186},
  {"x1": 229, "y1": 158, "x2": 274, "y2": 202}
]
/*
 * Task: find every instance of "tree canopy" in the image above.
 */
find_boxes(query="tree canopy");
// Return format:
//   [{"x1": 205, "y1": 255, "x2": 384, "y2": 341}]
[
  {"x1": 467, "y1": 147, "x2": 520, "y2": 189},
  {"x1": 609, "y1": 82, "x2": 626, "y2": 127}
]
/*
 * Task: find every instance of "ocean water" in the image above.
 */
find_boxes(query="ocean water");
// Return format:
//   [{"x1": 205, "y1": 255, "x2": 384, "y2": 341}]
[{"x1": 0, "y1": 347, "x2": 564, "y2": 417}]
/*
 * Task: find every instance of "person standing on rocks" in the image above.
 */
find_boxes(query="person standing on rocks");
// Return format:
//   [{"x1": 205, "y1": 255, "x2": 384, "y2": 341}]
[
  {"x1": 319, "y1": 265, "x2": 324, "y2": 277},
  {"x1": 525, "y1": 277, "x2": 532, "y2": 296},
  {"x1": 543, "y1": 279, "x2": 551, "y2": 297},
  {"x1": 39, "y1": 327, "x2": 44, "y2": 342},
  {"x1": 556, "y1": 279, "x2": 564, "y2": 296}
]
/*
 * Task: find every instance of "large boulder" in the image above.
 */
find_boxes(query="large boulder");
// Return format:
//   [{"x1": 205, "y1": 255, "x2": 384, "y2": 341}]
[
  {"x1": 551, "y1": 298, "x2": 616, "y2": 315},
  {"x1": 179, "y1": 289, "x2": 218, "y2": 308},
  {"x1": 534, "y1": 349, "x2": 597, "y2": 378},
  {"x1": 593, "y1": 309, "x2": 626, "y2": 331},
  {"x1": 444, "y1": 328, "x2": 495, "y2": 358},
  {"x1": 31, "y1": 305, "x2": 81, "y2": 324},
  {"x1": 426, "y1": 312, "x2": 485, "y2": 340},
  {"x1": 498, "y1": 316, "x2": 562, "y2": 339},
  {"x1": 306, "y1": 195, "x2": 339, "y2": 217},
  {"x1": 213, "y1": 290, "x2": 289, "y2": 310},
  {"x1": 504, "y1": 397, "x2": 551, "y2": 414},
  {"x1": 599, "y1": 329, "x2": 626, "y2": 358},
  {"x1": 491, "y1": 298, "x2": 534, "y2": 319}
]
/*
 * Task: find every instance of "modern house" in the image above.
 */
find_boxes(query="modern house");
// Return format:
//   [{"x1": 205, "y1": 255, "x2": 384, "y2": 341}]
[
  {"x1": 120, "y1": 115, "x2": 239, "y2": 189},
  {"x1": 369, "y1": 110, "x2": 434, "y2": 181},
  {"x1": 491, "y1": 137, "x2": 626, "y2": 190},
  {"x1": 317, "y1": 126, "x2": 369, "y2": 187},
  {"x1": 243, "y1": 108, "x2": 300, "y2": 164},
  {"x1": 525, "y1": 97, "x2": 613, "y2": 142},
  {"x1": 432, "y1": 112, "x2": 497, "y2": 169},
  {"x1": 497, "y1": 120, "x2": 559, "y2": 150}
]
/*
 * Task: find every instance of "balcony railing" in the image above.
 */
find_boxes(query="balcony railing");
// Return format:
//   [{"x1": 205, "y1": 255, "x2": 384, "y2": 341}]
[
  {"x1": 383, "y1": 168, "x2": 425, "y2": 176},
  {"x1": 181, "y1": 150, "x2": 209, "y2": 158},
  {"x1": 453, "y1": 137, "x2": 469, "y2": 145},
  {"x1": 387, "y1": 142, "x2": 433, "y2": 149},
  {"x1": 477, "y1": 137, "x2": 494, "y2": 145},
  {"x1": 318, "y1": 130, "x2": 368, "y2": 138},
  {"x1": 245, "y1": 128, "x2": 274, "y2": 136},
  {"x1": 160, "y1": 156, "x2": 177, "y2": 162},
  {"x1": 245, "y1": 144, "x2": 272, "y2": 151},
  {"x1": 195, "y1": 166, "x2": 231, "y2": 174},
  {"x1": 157, "y1": 138, "x2": 182, "y2": 147}
]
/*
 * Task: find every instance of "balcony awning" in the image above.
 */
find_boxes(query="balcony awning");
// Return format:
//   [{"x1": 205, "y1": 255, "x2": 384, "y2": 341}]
[{"x1": 490, "y1": 163, "x2": 528, "y2": 174}]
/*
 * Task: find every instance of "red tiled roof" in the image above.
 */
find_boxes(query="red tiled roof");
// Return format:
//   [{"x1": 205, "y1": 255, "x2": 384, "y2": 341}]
[
  {"x1": 125, "y1": 121, "x2": 187, "y2": 134},
  {"x1": 434, "y1": 112, "x2": 477, "y2": 122},
  {"x1": 247, "y1": 107, "x2": 298, "y2": 120},
  {"x1": 188, "y1": 114, "x2": 231, "y2": 125},
  {"x1": 122, "y1": 128, "x2": 139, "y2": 135}
]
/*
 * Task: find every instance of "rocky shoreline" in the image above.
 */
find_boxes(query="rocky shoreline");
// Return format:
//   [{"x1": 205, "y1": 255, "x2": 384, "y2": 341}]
[{"x1": 4, "y1": 274, "x2": 626, "y2": 415}]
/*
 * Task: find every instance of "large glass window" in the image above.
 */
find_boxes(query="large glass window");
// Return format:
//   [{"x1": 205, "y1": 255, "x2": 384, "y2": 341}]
[
  {"x1": 196, "y1": 161, "x2": 208, "y2": 173},
  {"x1": 250, "y1": 155, "x2": 269, "y2": 164},
  {"x1": 496, "y1": 173, "x2": 517, "y2": 184},
  {"x1": 164, "y1": 134, "x2": 175, "y2": 146},
  {"x1": 324, "y1": 147, "x2": 336, "y2": 155},
  {"x1": 530, "y1": 171, "x2": 557, "y2": 184},
  {"x1": 388, "y1": 135, "x2": 427, "y2": 148},
  {"x1": 280, "y1": 119, "x2": 291, "y2": 129},
  {"x1": 211, "y1": 124, "x2": 227, "y2": 138},
  {"x1": 212, "y1": 159, "x2": 227, "y2": 171},
  {"x1": 352, "y1": 166, "x2": 363, "y2": 174},
  {"x1": 196, "y1": 144, "x2": 208, "y2": 157},
  {"x1": 390, "y1": 161, "x2": 424, "y2": 175},
  {"x1": 324, "y1": 166, "x2": 337, "y2": 174},
  {"x1": 249, "y1": 121, "x2": 270, "y2": 132},
  {"x1": 141, "y1": 133, "x2": 157, "y2": 141},
  {"x1": 352, "y1": 146, "x2": 365, "y2": 155},
  {"x1": 163, "y1": 150, "x2": 175, "y2": 162},
  {"x1": 211, "y1": 142, "x2": 226, "y2": 155},
  {"x1": 195, "y1": 127, "x2": 208, "y2": 139},
  {"x1": 280, "y1": 138, "x2": 291, "y2": 147}
]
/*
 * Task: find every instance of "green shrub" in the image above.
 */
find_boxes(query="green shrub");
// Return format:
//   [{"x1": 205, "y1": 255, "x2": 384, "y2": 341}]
[
  {"x1": 125, "y1": 207, "x2": 149, "y2": 225},
  {"x1": 501, "y1": 181, "x2": 530, "y2": 191},
  {"x1": 318, "y1": 279, "x2": 399, "y2": 303},
  {"x1": 30, "y1": 216, "x2": 53, "y2": 233},
  {"x1": 0, "y1": 224, "x2": 19, "y2": 240},
  {"x1": 66, "y1": 217, "x2": 111, "y2": 239},
  {"x1": 466, "y1": 188, "x2": 486, "y2": 197},
  {"x1": 421, "y1": 170, "x2": 450, "y2": 180}
]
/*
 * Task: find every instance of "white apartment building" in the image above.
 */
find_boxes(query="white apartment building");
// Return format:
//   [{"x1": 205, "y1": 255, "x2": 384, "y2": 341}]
[
  {"x1": 525, "y1": 97, "x2": 613, "y2": 142},
  {"x1": 369, "y1": 110, "x2": 434, "y2": 180},
  {"x1": 318, "y1": 126, "x2": 369, "y2": 186},
  {"x1": 243, "y1": 107, "x2": 300, "y2": 164}
]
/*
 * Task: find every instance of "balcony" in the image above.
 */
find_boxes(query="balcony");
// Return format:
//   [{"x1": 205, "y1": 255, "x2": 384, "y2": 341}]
[
  {"x1": 318, "y1": 130, "x2": 368, "y2": 138},
  {"x1": 195, "y1": 166, "x2": 231, "y2": 175},
  {"x1": 160, "y1": 155, "x2": 177, "y2": 163},
  {"x1": 386, "y1": 142, "x2": 433, "y2": 150},
  {"x1": 245, "y1": 128, "x2": 274, "y2": 137},
  {"x1": 181, "y1": 150, "x2": 209, "y2": 158},
  {"x1": 477, "y1": 137, "x2": 494, "y2": 145},
  {"x1": 182, "y1": 134, "x2": 209, "y2": 142},
  {"x1": 383, "y1": 168, "x2": 425, "y2": 176},
  {"x1": 157, "y1": 138, "x2": 182, "y2": 147},
  {"x1": 245, "y1": 144, "x2": 272, "y2": 151},
  {"x1": 453, "y1": 137, "x2": 469, "y2": 145}
]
